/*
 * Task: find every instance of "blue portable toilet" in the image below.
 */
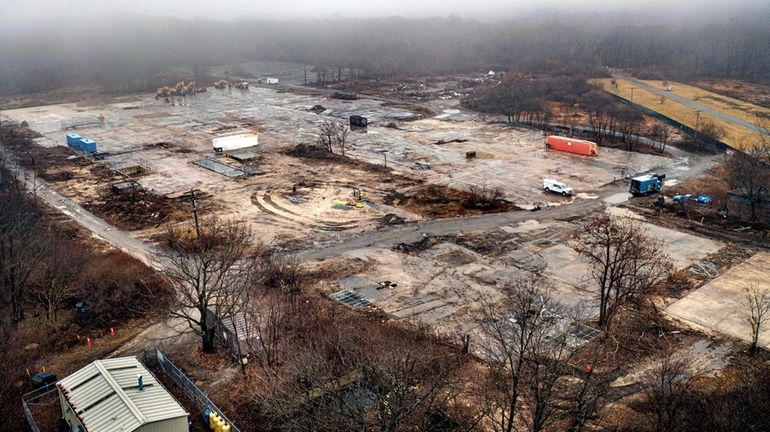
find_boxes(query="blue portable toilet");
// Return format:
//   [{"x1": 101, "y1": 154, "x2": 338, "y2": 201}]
[
  {"x1": 66, "y1": 134, "x2": 81, "y2": 147},
  {"x1": 80, "y1": 138, "x2": 97, "y2": 153},
  {"x1": 203, "y1": 408, "x2": 212, "y2": 426}
]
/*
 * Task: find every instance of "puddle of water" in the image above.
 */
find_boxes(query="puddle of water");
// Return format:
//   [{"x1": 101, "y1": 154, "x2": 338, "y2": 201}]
[{"x1": 691, "y1": 339, "x2": 729, "y2": 375}]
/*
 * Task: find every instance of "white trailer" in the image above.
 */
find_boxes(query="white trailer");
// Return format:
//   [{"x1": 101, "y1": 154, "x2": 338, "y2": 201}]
[{"x1": 212, "y1": 133, "x2": 259, "y2": 153}]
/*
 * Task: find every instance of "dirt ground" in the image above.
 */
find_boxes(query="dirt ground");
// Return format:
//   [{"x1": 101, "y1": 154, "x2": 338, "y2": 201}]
[
  {"x1": 314, "y1": 206, "x2": 723, "y2": 339},
  {"x1": 1, "y1": 77, "x2": 686, "y2": 246}
]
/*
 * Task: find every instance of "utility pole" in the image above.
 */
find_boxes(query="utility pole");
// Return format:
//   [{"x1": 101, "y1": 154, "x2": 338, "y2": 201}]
[
  {"x1": 629, "y1": 86, "x2": 635, "y2": 100},
  {"x1": 189, "y1": 188, "x2": 201, "y2": 240},
  {"x1": 694, "y1": 110, "x2": 701, "y2": 145}
]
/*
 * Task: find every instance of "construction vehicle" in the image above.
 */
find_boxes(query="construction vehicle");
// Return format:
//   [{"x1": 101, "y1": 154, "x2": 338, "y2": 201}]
[
  {"x1": 234, "y1": 81, "x2": 249, "y2": 90},
  {"x1": 156, "y1": 81, "x2": 201, "y2": 98},
  {"x1": 629, "y1": 173, "x2": 666, "y2": 196},
  {"x1": 214, "y1": 80, "x2": 229, "y2": 89}
]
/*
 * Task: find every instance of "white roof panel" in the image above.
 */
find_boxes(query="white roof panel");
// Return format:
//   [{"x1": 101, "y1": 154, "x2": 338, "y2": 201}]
[
  {"x1": 58, "y1": 357, "x2": 187, "y2": 432},
  {"x1": 212, "y1": 133, "x2": 259, "y2": 151}
]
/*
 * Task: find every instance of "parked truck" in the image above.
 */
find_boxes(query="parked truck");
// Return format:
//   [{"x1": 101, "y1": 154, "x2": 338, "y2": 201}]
[
  {"x1": 629, "y1": 173, "x2": 666, "y2": 196},
  {"x1": 543, "y1": 178, "x2": 574, "y2": 196}
]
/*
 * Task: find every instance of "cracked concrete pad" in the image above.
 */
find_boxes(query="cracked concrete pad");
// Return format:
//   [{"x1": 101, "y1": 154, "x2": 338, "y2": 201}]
[{"x1": 667, "y1": 252, "x2": 770, "y2": 348}]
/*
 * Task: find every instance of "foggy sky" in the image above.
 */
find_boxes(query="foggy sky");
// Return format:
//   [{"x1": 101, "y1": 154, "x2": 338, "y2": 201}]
[{"x1": 1, "y1": 0, "x2": 766, "y2": 23}]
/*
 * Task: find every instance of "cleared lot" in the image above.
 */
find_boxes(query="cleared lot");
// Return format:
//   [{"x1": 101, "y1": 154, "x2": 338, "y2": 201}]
[
  {"x1": 1, "y1": 84, "x2": 682, "y2": 245},
  {"x1": 328, "y1": 209, "x2": 724, "y2": 335}
]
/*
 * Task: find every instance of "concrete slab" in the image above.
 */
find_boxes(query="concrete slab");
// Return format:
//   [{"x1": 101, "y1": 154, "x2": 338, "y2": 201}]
[
  {"x1": 667, "y1": 252, "x2": 770, "y2": 348},
  {"x1": 638, "y1": 221, "x2": 724, "y2": 270}
]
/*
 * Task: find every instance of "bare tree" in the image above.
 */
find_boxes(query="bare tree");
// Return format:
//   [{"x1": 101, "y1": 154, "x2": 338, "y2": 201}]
[
  {"x1": 317, "y1": 119, "x2": 336, "y2": 153},
  {"x1": 161, "y1": 216, "x2": 261, "y2": 352},
  {"x1": 650, "y1": 123, "x2": 670, "y2": 153},
  {"x1": 725, "y1": 134, "x2": 770, "y2": 224},
  {"x1": 29, "y1": 230, "x2": 82, "y2": 322},
  {"x1": 644, "y1": 350, "x2": 696, "y2": 432},
  {"x1": 241, "y1": 288, "x2": 289, "y2": 367},
  {"x1": 565, "y1": 365, "x2": 610, "y2": 432},
  {"x1": 336, "y1": 123, "x2": 350, "y2": 156},
  {"x1": 0, "y1": 169, "x2": 45, "y2": 326},
  {"x1": 317, "y1": 120, "x2": 349, "y2": 155},
  {"x1": 744, "y1": 283, "x2": 770, "y2": 354},
  {"x1": 254, "y1": 314, "x2": 478, "y2": 432},
  {"x1": 571, "y1": 214, "x2": 673, "y2": 329},
  {"x1": 477, "y1": 275, "x2": 562, "y2": 432}
]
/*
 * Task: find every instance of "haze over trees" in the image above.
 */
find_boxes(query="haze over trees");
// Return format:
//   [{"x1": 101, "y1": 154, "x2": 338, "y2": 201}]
[{"x1": 0, "y1": 6, "x2": 768, "y2": 96}]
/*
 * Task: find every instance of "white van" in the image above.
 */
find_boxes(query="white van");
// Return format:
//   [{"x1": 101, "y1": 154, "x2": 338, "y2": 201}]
[{"x1": 543, "y1": 179, "x2": 574, "y2": 196}]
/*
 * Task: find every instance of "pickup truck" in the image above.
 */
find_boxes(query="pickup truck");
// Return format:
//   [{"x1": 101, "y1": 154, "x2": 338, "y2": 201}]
[{"x1": 543, "y1": 179, "x2": 574, "y2": 196}]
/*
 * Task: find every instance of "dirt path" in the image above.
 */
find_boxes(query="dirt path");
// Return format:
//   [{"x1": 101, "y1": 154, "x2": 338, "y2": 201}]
[{"x1": 1, "y1": 150, "x2": 161, "y2": 267}]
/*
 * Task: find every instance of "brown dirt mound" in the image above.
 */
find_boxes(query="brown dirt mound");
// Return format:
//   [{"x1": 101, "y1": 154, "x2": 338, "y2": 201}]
[{"x1": 385, "y1": 184, "x2": 520, "y2": 218}]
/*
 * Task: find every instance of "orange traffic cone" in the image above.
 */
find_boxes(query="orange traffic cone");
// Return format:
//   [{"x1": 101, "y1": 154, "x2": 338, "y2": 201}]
[{"x1": 85, "y1": 337, "x2": 92, "y2": 348}]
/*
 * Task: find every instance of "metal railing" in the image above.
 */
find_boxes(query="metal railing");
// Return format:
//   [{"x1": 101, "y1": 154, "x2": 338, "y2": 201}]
[
  {"x1": 144, "y1": 348, "x2": 241, "y2": 432},
  {"x1": 21, "y1": 385, "x2": 58, "y2": 432}
]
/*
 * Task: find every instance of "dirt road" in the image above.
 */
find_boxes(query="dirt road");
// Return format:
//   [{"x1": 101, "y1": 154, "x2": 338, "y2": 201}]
[
  {"x1": 297, "y1": 198, "x2": 601, "y2": 260},
  {"x1": 1, "y1": 153, "x2": 160, "y2": 266}
]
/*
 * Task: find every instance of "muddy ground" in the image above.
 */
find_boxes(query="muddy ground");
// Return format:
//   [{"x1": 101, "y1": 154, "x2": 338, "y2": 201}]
[{"x1": 1, "y1": 75, "x2": 686, "y2": 247}]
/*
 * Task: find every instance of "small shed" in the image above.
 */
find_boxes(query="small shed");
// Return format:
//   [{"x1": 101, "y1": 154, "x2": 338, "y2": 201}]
[
  {"x1": 207, "y1": 308, "x2": 261, "y2": 361},
  {"x1": 350, "y1": 115, "x2": 368, "y2": 128},
  {"x1": 57, "y1": 357, "x2": 188, "y2": 432}
]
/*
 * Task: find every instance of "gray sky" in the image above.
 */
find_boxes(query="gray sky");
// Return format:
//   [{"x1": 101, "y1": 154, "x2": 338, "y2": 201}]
[{"x1": 0, "y1": 0, "x2": 765, "y2": 22}]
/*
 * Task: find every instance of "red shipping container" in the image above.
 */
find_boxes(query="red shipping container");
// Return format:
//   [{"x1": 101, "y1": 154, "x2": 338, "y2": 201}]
[{"x1": 545, "y1": 135, "x2": 598, "y2": 156}]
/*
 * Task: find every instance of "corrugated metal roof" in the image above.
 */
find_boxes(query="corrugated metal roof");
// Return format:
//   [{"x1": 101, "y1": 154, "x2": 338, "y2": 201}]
[
  {"x1": 58, "y1": 357, "x2": 187, "y2": 432},
  {"x1": 212, "y1": 133, "x2": 259, "y2": 152},
  {"x1": 219, "y1": 311, "x2": 256, "y2": 341}
]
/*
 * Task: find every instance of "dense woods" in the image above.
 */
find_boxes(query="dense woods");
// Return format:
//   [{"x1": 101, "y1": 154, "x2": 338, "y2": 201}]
[{"x1": 1, "y1": 8, "x2": 768, "y2": 96}]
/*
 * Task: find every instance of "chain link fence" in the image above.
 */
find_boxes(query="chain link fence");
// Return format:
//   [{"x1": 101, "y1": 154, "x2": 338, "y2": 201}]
[
  {"x1": 21, "y1": 384, "x2": 58, "y2": 432},
  {"x1": 144, "y1": 348, "x2": 241, "y2": 432}
]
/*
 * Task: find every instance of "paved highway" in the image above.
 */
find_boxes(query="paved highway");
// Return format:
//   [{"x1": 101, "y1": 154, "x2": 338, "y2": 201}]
[{"x1": 611, "y1": 71, "x2": 770, "y2": 137}]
